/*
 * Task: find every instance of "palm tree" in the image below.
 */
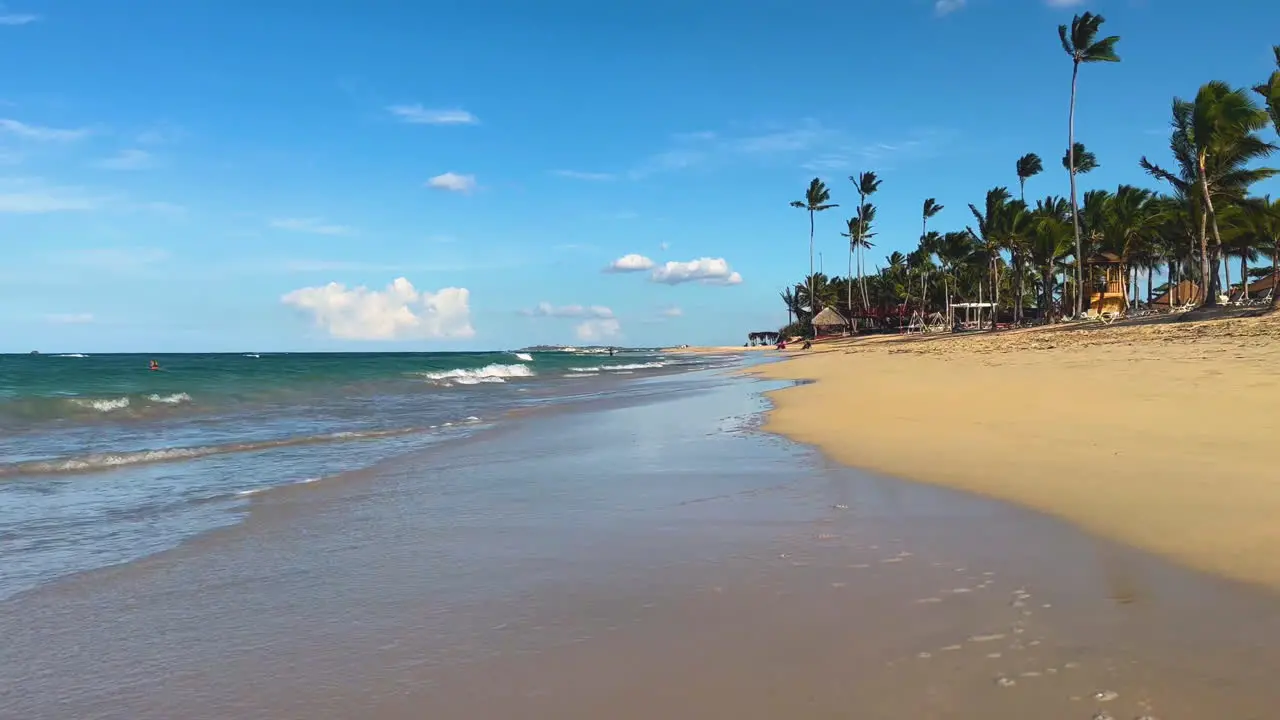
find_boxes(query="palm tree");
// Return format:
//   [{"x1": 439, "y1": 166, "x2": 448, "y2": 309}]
[
  {"x1": 1028, "y1": 196, "x2": 1074, "y2": 320},
  {"x1": 780, "y1": 287, "x2": 798, "y2": 327},
  {"x1": 841, "y1": 205, "x2": 878, "y2": 314},
  {"x1": 1244, "y1": 195, "x2": 1280, "y2": 299},
  {"x1": 1061, "y1": 142, "x2": 1099, "y2": 175},
  {"x1": 851, "y1": 172, "x2": 882, "y2": 309},
  {"x1": 791, "y1": 178, "x2": 838, "y2": 329},
  {"x1": 1016, "y1": 153, "x2": 1043, "y2": 203},
  {"x1": 922, "y1": 197, "x2": 944, "y2": 239},
  {"x1": 1254, "y1": 46, "x2": 1280, "y2": 135},
  {"x1": 1141, "y1": 84, "x2": 1277, "y2": 305},
  {"x1": 936, "y1": 231, "x2": 975, "y2": 323},
  {"x1": 1060, "y1": 11, "x2": 1121, "y2": 316}
]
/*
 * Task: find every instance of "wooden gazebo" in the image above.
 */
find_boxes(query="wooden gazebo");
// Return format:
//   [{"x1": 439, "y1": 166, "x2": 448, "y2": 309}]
[
  {"x1": 810, "y1": 307, "x2": 849, "y2": 336},
  {"x1": 1086, "y1": 252, "x2": 1128, "y2": 315}
]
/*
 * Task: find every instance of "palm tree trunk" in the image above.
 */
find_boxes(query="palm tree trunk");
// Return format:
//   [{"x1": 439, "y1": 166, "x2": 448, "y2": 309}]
[
  {"x1": 1068, "y1": 60, "x2": 1084, "y2": 317},
  {"x1": 1240, "y1": 254, "x2": 1248, "y2": 300},
  {"x1": 808, "y1": 210, "x2": 816, "y2": 328},
  {"x1": 1223, "y1": 250, "x2": 1232, "y2": 301},
  {"x1": 1273, "y1": 240, "x2": 1279, "y2": 301},
  {"x1": 847, "y1": 240, "x2": 854, "y2": 330},
  {"x1": 1197, "y1": 169, "x2": 1216, "y2": 306},
  {"x1": 1147, "y1": 266, "x2": 1153, "y2": 304}
]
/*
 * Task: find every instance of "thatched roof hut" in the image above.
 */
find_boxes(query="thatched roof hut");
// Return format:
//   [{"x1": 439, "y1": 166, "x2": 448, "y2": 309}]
[{"x1": 810, "y1": 307, "x2": 849, "y2": 334}]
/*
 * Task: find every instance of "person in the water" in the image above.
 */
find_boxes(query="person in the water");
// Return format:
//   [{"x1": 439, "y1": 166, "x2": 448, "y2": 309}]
[{"x1": 149, "y1": 359, "x2": 160, "y2": 371}]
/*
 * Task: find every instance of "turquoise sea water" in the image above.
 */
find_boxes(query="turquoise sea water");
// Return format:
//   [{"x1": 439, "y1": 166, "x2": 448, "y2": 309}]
[{"x1": 0, "y1": 349, "x2": 722, "y2": 599}]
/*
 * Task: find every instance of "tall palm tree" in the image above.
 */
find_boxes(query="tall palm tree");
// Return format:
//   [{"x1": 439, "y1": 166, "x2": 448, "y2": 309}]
[
  {"x1": 841, "y1": 205, "x2": 878, "y2": 313},
  {"x1": 1141, "y1": 84, "x2": 1277, "y2": 305},
  {"x1": 791, "y1": 178, "x2": 838, "y2": 329},
  {"x1": 851, "y1": 172, "x2": 882, "y2": 309},
  {"x1": 1028, "y1": 196, "x2": 1074, "y2": 319},
  {"x1": 1016, "y1": 153, "x2": 1043, "y2": 203},
  {"x1": 1254, "y1": 46, "x2": 1280, "y2": 135},
  {"x1": 1060, "y1": 11, "x2": 1121, "y2": 316},
  {"x1": 936, "y1": 231, "x2": 975, "y2": 323}
]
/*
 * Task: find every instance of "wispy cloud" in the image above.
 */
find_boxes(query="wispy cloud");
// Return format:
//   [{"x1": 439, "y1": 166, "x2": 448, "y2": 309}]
[
  {"x1": 659, "y1": 306, "x2": 683, "y2": 318},
  {"x1": 135, "y1": 122, "x2": 184, "y2": 145},
  {"x1": 521, "y1": 302, "x2": 615, "y2": 319},
  {"x1": 934, "y1": 0, "x2": 965, "y2": 15},
  {"x1": 576, "y1": 318, "x2": 622, "y2": 342},
  {"x1": 51, "y1": 247, "x2": 170, "y2": 271},
  {"x1": 629, "y1": 120, "x2": 842, "y2": 179},
  {"x1": 45, "y1": 312, "x2": 94, "y2": 325},
  {"x1": 0, "y1": 11, "x2": 39, "y2": 25},
  {"x1": 1045, "y1": 0, "x2": 1085, "y2": 6},
  {"x1": 269, "y1": 217, "x2": 354, "y2": 235},
  {"x1": 93, "y1": 148, "x2": 154, "y2": 170},
  {"x1": 282, "y1": 259, "x2": 481, "y2": 273},
  {"x1": 387, "y1": 105, "x2": 478, "y2": 126},
  {"x1": 551, "y1": 169, "x2": 616, "y2": 181},
  {"x1": 0, "y1": 118, "x2": 91, "y2": 142},
  {"x1": 0, "y1": 183, "x2": 100, "y2": 213},
  {"x1": 426, "y1": 172, "x2": 477, "y2": 193},
  {"x1": 800, "y1": 129, "x2": 956, "y2": 172}
]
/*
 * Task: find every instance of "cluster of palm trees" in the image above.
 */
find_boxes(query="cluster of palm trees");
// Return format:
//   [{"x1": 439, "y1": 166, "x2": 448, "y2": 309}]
[{"x1": 782, "y1": 12, "x2": 1280, "y2": 337}]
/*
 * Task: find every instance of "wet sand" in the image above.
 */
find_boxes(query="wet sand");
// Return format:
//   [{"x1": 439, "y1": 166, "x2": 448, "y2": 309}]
[
  {"x1": 2, "y1": 368, "x2": 1278, "y2": 719},
  {"x1": 757, "y1": 310, "x2": 1280, "y2": 593}
]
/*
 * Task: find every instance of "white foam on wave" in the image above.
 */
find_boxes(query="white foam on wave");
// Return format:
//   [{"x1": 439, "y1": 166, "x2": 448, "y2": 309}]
[
  {"x1": 243, "y1": 353, "x2": 261, "y2": 358},
  {"x1": 568, "y1": 361, "x2": 665, "y2": 372},
  {"x1": 70, "y1": 397, "x2": 130, "y2": 412},
  {"x1": 54, "y1": 353, "x2": 89, "y2": 358},
  {"x1": 146, "y1": 392, "x2": 192, "y2": 405},
  {"x1": 563, "y1": 372, "x2": 596, "y2": 378},
  {"x1": 513, "y1": 352, "x2": 533, "y2": 362},
  {"x1": 419, "y1": 363, "x2": 535, "y2": 385}
]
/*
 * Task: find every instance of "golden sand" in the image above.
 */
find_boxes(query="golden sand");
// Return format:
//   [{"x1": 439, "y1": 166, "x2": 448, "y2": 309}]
[{"x1": 757, "y1": 310, "x2": 1280, "y2": 591}]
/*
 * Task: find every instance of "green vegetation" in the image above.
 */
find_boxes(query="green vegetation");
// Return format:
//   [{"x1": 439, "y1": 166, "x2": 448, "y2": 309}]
[{"x1": 782, "y1": 15, "x2": 1279, "y2": 339}]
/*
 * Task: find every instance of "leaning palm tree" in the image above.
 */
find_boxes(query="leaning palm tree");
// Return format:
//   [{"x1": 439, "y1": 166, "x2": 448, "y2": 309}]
[
  {"x1": 922, "y1": 197, "x2": 944, "y2": 239},
  {"x1": 1141, "y1": 84, "x2": 1277, "y2": 305},
  {"x1": 851, "y1": 172, "x2": 882, "y2": 309},
  {"x1": 791, "y1": 178, "x2": 838, "y2": 330},
  {"x1": 1016, "y1": 153, "x2": 1043, "y2": 203},
  {"x1": 1060, "y1": 11, "x2": 1121, "y2": 316}
]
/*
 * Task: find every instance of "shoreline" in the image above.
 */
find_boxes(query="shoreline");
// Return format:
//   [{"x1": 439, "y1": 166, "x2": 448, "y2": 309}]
[{"x1": 755, "y1": 310, "x2": 1280, "y2": 593}]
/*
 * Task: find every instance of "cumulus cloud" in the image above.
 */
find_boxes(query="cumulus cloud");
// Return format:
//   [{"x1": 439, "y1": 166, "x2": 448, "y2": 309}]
[
  {"x1": 522, "y1": 302, "x2": 614, "y2": 319},
  {"x1": 387, "y1": 105, "x2": 478, "y2": 125},
  {"x1": 605, "y1": 253, "x2": 655, "y2": 273},
  {"x1": 427, "y1": 172, "x2": 477, "y2": 193},
  {"x1": 650, "y1": 257, "x2": 743, "y2": 286},
  {"x1": 282, "y1": 277, "x2": 474, "y2": 341},
  {"x1": 0, "y1": 118, "x2": 89, "y2": 141},
  {"x1": 269, "y1": 217, "x2": 354, "y2": 235},
  {"x1": 45, "y1": 312, "x2": 93, "y2": 325}
]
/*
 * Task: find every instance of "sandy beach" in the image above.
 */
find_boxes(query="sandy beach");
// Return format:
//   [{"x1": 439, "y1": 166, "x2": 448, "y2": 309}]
[{"x1": 758, "y1": 309, "x2": 1280, "y2": 592}]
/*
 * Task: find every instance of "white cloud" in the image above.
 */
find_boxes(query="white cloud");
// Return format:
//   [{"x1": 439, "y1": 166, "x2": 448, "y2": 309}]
[
  {"x1": 94, "y1": 148, "x2": 153, "y2": 170},
  {"x1": 52, "y1": 247, "x2": 169, "y2": 271},
  {"x1": 0, "y1": 118, "x2": 90, "y2": 141},
  {"x1": 45, "y1": 312, "x2": 93, "y2": 325},
  {"x1": 659, "y1": 306, "x2": 683, "y2": 318},
  {"x1": 552, "y1": 169, "x2": 615, "y2": 181},
  {"x1": 269, "y1": 217, "x2": 354, "y2": 235},
  {"x1": 282, "y1": 277, "x2": 475, "y2": 341},
  {"x1": 605, "y1": 253, "x2": 655, "y2": 273},
  {"x1": 426, "y1": 172, "x2": 476, "y2": 193},
  {"x1": 650, "y1": 257, "x2": 743, "y2": 286},
  {"x1": 522, "y1": 302, "x2": 614, "y2": 319},
  {"x1": 0, "y1": 12, "x2": 39, "y2": 25},
  {"x1": 934, "y1": 0, "x2": 965, "y2": 15},
  {"x1": 387, "y1": 105, "x2": 478, "y2": 125},
  {"x1": 0, "y1": 186, "x2": 99, "y2": 213},
  {"x1": 576, "y1": 318, "x2": 622, "y2": 342}
]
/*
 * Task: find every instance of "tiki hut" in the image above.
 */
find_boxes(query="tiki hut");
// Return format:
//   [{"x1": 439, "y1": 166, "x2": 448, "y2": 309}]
[
  {"x1": 810, "y1": 307, "x2": 849, "y2": 336},
  {"x1": 1086, "y1": 252, "x2": 1127, "y2": 315}
]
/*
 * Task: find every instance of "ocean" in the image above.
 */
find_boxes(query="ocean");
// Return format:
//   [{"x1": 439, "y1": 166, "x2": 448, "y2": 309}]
[{"x1": 0, "y1": 349, "x2": 728, "y2": 601}]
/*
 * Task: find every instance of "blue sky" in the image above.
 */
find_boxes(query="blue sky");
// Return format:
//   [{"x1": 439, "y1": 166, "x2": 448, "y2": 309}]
[{"x1": 2, "y1": 0, "x2": 1278, "y2": 352}]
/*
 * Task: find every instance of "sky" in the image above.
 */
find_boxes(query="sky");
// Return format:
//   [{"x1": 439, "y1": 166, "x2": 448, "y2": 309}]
[{"x1": 2, "y1": 0, "x2": 1279, "y2": 353}]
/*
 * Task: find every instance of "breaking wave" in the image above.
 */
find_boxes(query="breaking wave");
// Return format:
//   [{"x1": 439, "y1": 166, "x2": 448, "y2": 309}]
[
  {"x1": 568, "y1": 361, "x2": 666, "y2": 372},
  {"x1": 417, "y1": 363, "x2": 535, "y2": 386},
  {"x1": 512, "y1": 352, "x2": 534, "y2": 362}
]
